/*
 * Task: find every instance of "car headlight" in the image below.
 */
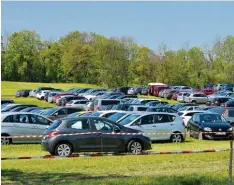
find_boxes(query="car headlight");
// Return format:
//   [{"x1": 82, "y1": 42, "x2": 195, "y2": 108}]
[
  {"x1": 227, "y1": 127, "x2": 233, "y2": 132},
  {"x1": 204, "y1": 127, "x2": 212, "y2": 132}
]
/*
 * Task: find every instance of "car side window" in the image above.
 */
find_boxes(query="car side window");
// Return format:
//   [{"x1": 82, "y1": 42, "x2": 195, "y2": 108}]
[
  {"x1": 57, "y1": 108, "x2": 67, "y2": 115},
  {"x1": 67, "y1": 109, "x2": 79, "y2": 114},
  {"x1": 70, "y1": 119, "x2": 90, "y2": 130},
  {"x1": 3, "y1": 115, "x2": 13, "y2": 122},
  {"x1": 155, "y1": 114, "x2": 175, "y2": 123},
  {"x1": 30, "y1": 115, "x2": 51, "y2": 126},
  {"x1": 19, "y1": 114, "x2": 30, "y2": 123},
  {"x1": 137, "y1": 115, "x2": 154, "y2": 125},
  {"x1": 93, "y1": 119, "x2": 117, "y2": 131}
]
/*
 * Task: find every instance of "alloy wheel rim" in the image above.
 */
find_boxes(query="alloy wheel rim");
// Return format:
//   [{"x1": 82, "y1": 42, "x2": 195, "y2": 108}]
[
  {"x1": 172, "y1": 134, "x2": 182, "y2": 143},
  {"x1": 1, "y1": 137, "x2": 10, "y2": 145},
  {"x1": 57, "y1": 144, "x2": 71, "y2": 156},
  {"x1": 131, "y1": 142, "x2": 142, "y2": 153}
]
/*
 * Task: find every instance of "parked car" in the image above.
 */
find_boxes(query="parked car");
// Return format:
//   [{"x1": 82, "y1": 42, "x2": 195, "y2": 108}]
[
  {"x1": 66, "y1": 111, "x2": 93, "y2": 118},
  {"x1": 19, "y1": 107, "x2": 41, "y2": 112},
  {"x1": 59, "y1": 96, "x2": 87, "y2": 106},
  {"x1": 118, "y1": 112, "x2": 185, "y2": 142},
  {"x1": 111, "y1": 104, "x2": 139, "y2": 111},
  {"x1": 141, "y1": 86, "x2": 149, "y2": 95},
  {"x1": 224, "y1": 100, "x2": 234, "y2": 107},
  {"x1": 1, "y1": 112, "x2": 53, "y2": 144},
  {"x1": 127, "y1": 87, "x2": 143, "y2": 95},
  {"x1": 199, "y1": 89, "x2": 215, "y2": 95},
  {"x1": 177, "y1": 106, "x2": 199, "y2": 112},
  {"x1": 187, "y1": 113, "x2": 233, "y2": 140},
  {"x1": 36, "y1": 90, "x2": 51, "y2": 100},
  {"x1": 127, "y1": 105, "x2": 149, "y2": 112},
  {"x1": 84, "y1": 91, "x2": 108, "y2": 101},
  {"x1": 222, "y1": 107, "x2": 234, "y2": 124},
  {"x1": 177, "y1": 92, "x2": 190, "y2": 103},
  {"x1": 132, "y1": 99, "x2": 160, "y2": 105},
  {"x1": 9, "y1": 105, "x2": 38, "y2": 112},
  {"x1": 66, "y1": 100, "x2": 89, "y2": 109},
  {"x1": 42, "y1": 117, "x2": 152, "y2": 156},
  {"x1": 93, "y1": 99, "x2": 122, "y2": 111},
  {"x1": 145, "y1": 101, "x2": 162, "y2": 107},
  {"x1": 47, "y1": 92, "x2": 60, "y2": 103},
  {"x1": 164, "y1": 90, "x2": 178, "y2": 99},
  {"x1": 53, "y1": 93, "x2": 75, "y2": 103},
  {"x1": 107, "y1": 112, "x2": 136, "y2": 123},
  {"x1": 85, "y1": 101, "x2": 94, "y2": 111},
  {"x1": 16, "y1": 90, "x2": 31, "y2": 97},
  {"x1": 178, "y1": 110, "x2": 205, "y2": 126},
  {"x1": 184, "y1": 93, "x2": 208, "y2": 104},
  {"x1": 206, "y1": 97, "x2": 232, "y2": 106},
  {"x1": 146, "y1": 107, "x2": 177, "y2": 113},
  {"x1": 1, "y1": 99, "x2": 14, "y2": 105},
  {"x1": 114, "y1": 87, "x2": 131, "y2": 95},
  {"x1": 40, "y1": 107, "x2": 84, "y2": 120},
  {"x1": 1, "y1": 104, "x2": 37, "y2": 112},
  {"x1": 173, "y1": 103, "x2": 197, "y2": 111}
]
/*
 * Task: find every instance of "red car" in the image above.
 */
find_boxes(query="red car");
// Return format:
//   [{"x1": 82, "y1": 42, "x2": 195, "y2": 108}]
[{"x1": 199, "y1": 89, "x2": 214, "y2": 95}]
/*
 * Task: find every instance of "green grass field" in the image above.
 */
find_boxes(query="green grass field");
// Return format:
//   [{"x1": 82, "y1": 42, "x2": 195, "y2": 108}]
[{"x1": 1, "y1": 81, "x2": 233, "y2": 185}]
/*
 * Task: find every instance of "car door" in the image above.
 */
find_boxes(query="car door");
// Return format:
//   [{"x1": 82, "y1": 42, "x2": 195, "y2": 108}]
[
  {"x1": 68, "y1": 118, "x2": 101, "y2": 152},
  {"x1": 91, "y1": 118, "x2": 121, "y2": 152},
  {"x1": 130, "y1": 114, "x2": 156, "y2": 139},
  {"x1": 200, "y1": 94, "x2": 208, "y2": 103},
  {"x1": 9, "y1": 114, "x2": 36, "y2": 143},
  {"x1": 153, "y1": 114, "x2": 175, "y2": 140}
]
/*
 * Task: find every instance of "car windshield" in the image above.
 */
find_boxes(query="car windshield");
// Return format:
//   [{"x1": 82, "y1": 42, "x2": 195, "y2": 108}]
[
  {"x1": 41, "y1": 108, "x2": 58, "y2": 116},
  {"x1": 119, "y1": 114, "x2": 140, "y2": 125},
  {"x1": 200, "y1": 114, "x2": 226, "y2": 123},
  {"x1": 108, "y1": 112, "x2": 126, "y2": 122}
]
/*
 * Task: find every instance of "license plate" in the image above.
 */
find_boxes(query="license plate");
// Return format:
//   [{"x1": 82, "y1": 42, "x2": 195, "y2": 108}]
[{"x1": 216, "y1": 132, "x2": 226, "y2": 135}]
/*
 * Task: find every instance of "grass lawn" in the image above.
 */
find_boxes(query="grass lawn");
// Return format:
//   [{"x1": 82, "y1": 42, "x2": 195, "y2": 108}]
[{"x1": 1, "y1": 81, "x2": 233, "y2": 184}]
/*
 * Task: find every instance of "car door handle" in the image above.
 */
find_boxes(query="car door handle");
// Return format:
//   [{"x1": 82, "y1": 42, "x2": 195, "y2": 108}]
[
  {"x1": 33, "y1": 125, "x2": 38, "y2": 128},
  {"x1": 170, "y1": 124, "x2": 174, "y2": 126},
  {"x1": 152, "y1": 125, "x2": 157, "y2": 127},
  {"x1": 13, "y1": 124, "x2": 19, "y2": 127}
]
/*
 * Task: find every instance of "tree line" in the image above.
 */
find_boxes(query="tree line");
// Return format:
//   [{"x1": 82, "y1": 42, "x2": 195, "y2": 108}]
[{"x1": 1, "y1": 30, "x2": 234, "y2": 88}]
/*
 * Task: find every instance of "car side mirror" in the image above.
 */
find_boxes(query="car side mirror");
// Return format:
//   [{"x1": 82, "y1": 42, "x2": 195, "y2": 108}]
[
  {"x1": 135, "y1": 120, "x2": 141, "y2": 126},
  {"x1": 46, "y1": 126, "x2": 49, "y2": 129},
  {"x1": 53, "y1": 112, "x2": 58, "y2": 117}
]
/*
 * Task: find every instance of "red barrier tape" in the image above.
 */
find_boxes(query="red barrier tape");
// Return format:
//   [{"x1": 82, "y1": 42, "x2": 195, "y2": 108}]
[
  {"x1": 1, "y1": 149, "x2": 229, "y2": 161},
  {"x1": 1, "y1": 131, "x2": 233, "y2": 139}
]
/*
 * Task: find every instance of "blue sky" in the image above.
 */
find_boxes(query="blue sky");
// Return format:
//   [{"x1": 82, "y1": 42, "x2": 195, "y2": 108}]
[{"x1": 2, "y1": 2, "x2": 234, "y2": 50}]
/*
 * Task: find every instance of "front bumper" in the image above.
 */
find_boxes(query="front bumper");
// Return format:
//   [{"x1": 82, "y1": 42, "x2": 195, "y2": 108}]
[{"x1": 203, "y1": 132, "x2": 233, "y2": 140}]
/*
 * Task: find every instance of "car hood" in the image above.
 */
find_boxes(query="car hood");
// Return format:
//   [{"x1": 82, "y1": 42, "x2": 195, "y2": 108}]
[{"x1": 202, "y1": 122, "x2": 231, "y2": 129}]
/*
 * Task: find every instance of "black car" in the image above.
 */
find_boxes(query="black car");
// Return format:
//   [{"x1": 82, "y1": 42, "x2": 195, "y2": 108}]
[
  {"x1": 115, "y1": 87, "x2": 131, "y2": 95},
  {"x1": 187, "y1": 113, "x2": 233, "y2": 140},
  {"x1": 206, "y1": 97, "x2": 232, "y2": 106},
  {"x1": 1, "y1": 99, "x2": 14, "y2": 105},
  {"x1": 16, "y1": 90, "x2": 31, "y2": 97},
  {"x1": 146, "y1": 107, "x2": 177, "y2": 113},
  {"x1": 42, "y1": 117, "x2": 152, "y2": 156}
]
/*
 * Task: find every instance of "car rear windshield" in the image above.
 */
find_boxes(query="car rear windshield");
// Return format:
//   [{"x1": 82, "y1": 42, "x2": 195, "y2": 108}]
[
  {"x1": 228, "y1": 110, "x2": 234, "y2": 117},
  {"x1": 47, "y1": 120, "x2": 62, "y2": 130},
  {"x1": 119, "y1": 114, "x2": 140, "y2": 125}
]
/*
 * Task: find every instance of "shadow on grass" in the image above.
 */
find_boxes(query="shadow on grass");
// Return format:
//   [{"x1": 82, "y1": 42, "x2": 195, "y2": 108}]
[{"x1": 2, "y1": 169, "x2": 229, "y2": 185}]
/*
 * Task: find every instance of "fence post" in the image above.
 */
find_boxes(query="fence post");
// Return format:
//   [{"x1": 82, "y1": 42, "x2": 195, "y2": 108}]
[{"x1": 229, "y1": 140, "x2": 233, "y2": 185}]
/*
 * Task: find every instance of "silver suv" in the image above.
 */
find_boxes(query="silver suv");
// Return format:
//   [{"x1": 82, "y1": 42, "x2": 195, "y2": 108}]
[{"x1": 184, "y1": 93, "x2": 208, "y2": 104}]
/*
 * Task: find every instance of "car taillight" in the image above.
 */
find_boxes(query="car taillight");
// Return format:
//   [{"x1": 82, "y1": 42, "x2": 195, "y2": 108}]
[{"x1": 47, "y1": 131, "x2": 59, "y2": 138}]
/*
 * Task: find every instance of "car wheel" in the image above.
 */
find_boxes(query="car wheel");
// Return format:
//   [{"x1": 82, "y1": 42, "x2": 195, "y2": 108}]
[
  {"x1": 198, "y1": 132, "x2": 203, "y2": 140},
  {"x1": 171, "y1": 133, "x2": 183, "y2": 143},
  {"x1": 55, "y1": 143, "x2": 73, "y2": 156},
  {"x1": 1, "y1": 135, "x2": 11, "y2": 145},
  {"x1": 191, "y1": 100, "x2": 196, "y2": 104},
  {"x1": 127, "y1": 140, "x2": 143, "y2": 154}
]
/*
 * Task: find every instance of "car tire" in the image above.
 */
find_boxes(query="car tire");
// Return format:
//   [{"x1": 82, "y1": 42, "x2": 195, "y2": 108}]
[
  {"x1": 198, "y1": 132, "x2": 203, "y2": 140},
  {"x1": 170, "y1": 133, "x2": 183, "y2": 143},
  {"x1": 55, "y1": 142, "x2": 73, "y2": 156},
  {"x1": 191, "y1": 100, "x2": 196, "y2": 104},
  {"x1": 1, "y1": 134, "x2": 11, "y2": 145},
  {"x1": 127, "y1": 140, "x2": 143, "y2": 154}
]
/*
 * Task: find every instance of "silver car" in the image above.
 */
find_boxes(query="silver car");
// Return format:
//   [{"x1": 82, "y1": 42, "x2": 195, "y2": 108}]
[
  {"x1": 1, "y1": 112, "x2": 53, "y2": 144},
  {"x1": 184, "y1": 93, "x2": 208, "y2": 104}
]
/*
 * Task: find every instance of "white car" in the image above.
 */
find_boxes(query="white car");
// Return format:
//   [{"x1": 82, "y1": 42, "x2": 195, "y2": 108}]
[
  {"x1": 132, "y1": 98, "x2": 160, "y2": 105},
  {"x1": 118, "y1": 112, "x2": 186, "y2": 142},
  {"x1": 177, "y1": 92, "x2": 190, "y2": 103},
  {"x1": 56, "y1": 95, "x2": 75, "y2": 104},
  {"x1": 36, "y1": 90, "x2": 51, "y2": 100},
  {"x1": 1, "y1": 112, "x2": 53, "y2": 144},
  {"x1": 29, "y1": 89, "x2": 36, "y2": 97},
  {"x1": 84, "y1": 91, "x2": 107, "y2": 100},
  {"x1": 66, "y1": 100, "x2": 89, "y2": 109},
  {"x1": 184, "y1": 93, "x2": 208, "y2": 104},
  {"x1": 89, "y1": 110, "x2": 126, "y2": 118},
  {"x1": 178, "y1": 110, "x2": 205, "y2": 127},
  {"x1": 178, "y1": 106, "x2": 200, "y2": 112}
]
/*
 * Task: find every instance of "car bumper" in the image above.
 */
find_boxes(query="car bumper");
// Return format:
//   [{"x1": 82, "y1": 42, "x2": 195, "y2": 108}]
[
  {"x1": 41, "y1": 139, "x2": 54, "y2": 153},
  {"x1": 203, "y1": 132, "x2": 233, "y2": 140}
]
